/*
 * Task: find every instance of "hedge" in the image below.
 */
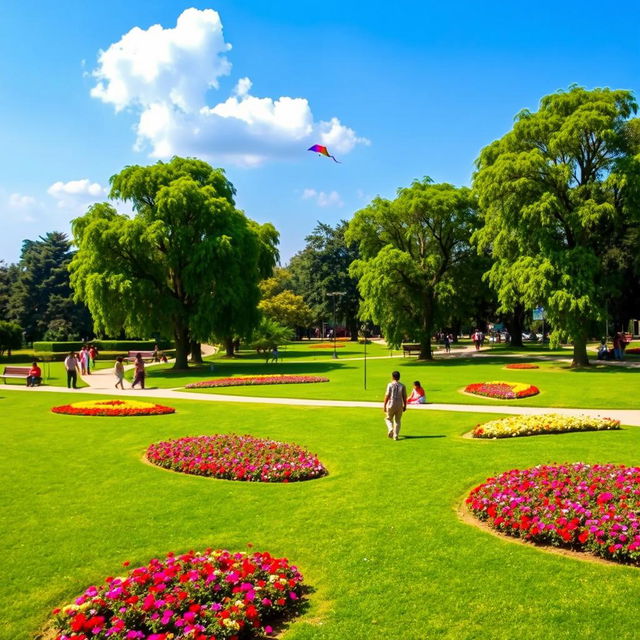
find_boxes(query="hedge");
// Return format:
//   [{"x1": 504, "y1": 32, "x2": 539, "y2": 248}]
[{"x1": 33, "y1": 340, "x2": 174, "y2": 353}]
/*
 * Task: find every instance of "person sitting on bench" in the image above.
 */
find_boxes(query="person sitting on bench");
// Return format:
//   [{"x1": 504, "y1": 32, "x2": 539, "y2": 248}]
[{"x1": 26, "y1": 361, "x2": 42, "y2": 387}]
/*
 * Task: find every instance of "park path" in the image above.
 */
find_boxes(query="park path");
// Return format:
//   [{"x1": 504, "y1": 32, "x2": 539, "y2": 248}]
[{"x1": 3, "y1": 381, "x2": 640, "y2": 426}]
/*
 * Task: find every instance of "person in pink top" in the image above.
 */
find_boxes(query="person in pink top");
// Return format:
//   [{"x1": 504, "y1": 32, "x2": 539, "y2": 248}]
[
  {"x1": 131, "y1": 353, "x2": 146, "y2": 389},
  {"x1": 407, "y1": 380, "x2": 427, "y2": 404}
]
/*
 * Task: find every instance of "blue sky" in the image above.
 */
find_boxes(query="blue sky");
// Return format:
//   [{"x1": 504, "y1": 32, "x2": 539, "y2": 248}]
[{"x1": 1, "y1": 1, "x2": 639, "y2": 264}]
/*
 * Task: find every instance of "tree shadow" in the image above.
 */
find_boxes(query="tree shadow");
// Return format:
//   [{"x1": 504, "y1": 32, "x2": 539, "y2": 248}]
[{"x1": 400, "y1": 434, "x2": 446, "y2": 440}]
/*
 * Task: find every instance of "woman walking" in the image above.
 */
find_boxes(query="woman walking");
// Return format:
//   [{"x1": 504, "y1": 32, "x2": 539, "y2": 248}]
[
  {"x1": 131, "y1": 353, "x2": 145, "y2": 390},
  {"x1": 114, "y1": 356, "x2": 125, "y2": 389}
]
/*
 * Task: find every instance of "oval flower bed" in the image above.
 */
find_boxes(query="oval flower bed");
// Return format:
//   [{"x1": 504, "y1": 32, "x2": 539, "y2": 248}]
[
  {"x1": 49, "y1": 548, "x2": 305, "y2": 639},
  {"x1": 466, "y1": 463, "x2": 640, "y2": 564},
  {"x1": 147, "y1": 434, "x2": 328, "y2": 482},
  {"x1": 52, "y1": 399, "x2": 175, "y2": 416},
  {"x1": 472, "y1": 414, "x2": 621, "y2": 438},
  {"x1": 627, "y1": 347, "x2": 640, "y2": 355},
  {"x1": 309, "y1": 343, "x2": 345, "y2": 349},
  {"x1": 186, "y1": 375, "x2": 329, "y2": 389},
  {"x1": 464, "y1": 381, "x2": 539, "y2": 399},
  {"x1": 505, "y1": 363, "x2": 539, "y2": 370}
]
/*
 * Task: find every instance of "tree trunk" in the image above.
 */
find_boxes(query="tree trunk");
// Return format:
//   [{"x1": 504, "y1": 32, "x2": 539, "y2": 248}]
[
  {"x1": 506, "y1": 307, "x2": 524, "y2": 347},
  {"x1": 223, "y1": 336, "x2": 235, "y2": 357},
  {"x1": 419, "y1": 337, "x2": 433, "y2": 360},
  {"x1": 173, "y1": 326, "x2": 190, "y2": 369},
  {"x1": 190, "y1": 340, "x2": 203, "y2": 364},
  {"x1": 571, "y1": 334, "x2": 590, "y2": 367}
]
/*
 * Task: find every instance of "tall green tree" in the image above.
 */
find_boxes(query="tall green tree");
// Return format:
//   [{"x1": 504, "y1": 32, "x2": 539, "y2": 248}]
[
  {"x1": 70, "y1": 157, "x2": 278, "y2": 368},
  {"x1": 346, "y1": 179, "x2": 478, "y2": 359},
  {"x1": 0, "y1": 260, "x2": 19, "y2": 320},
  {"x1": 288, "y1": 221, "x2": 361, "y2": 338},
  {"x1": 8, "y1": 232, "x2": 91, "y2": 341},
  {"x1": 473, "y1": 86, "x2": 640, "y2": 365}
]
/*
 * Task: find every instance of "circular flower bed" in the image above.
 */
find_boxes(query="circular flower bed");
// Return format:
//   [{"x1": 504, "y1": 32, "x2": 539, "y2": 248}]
[
  {"x1": 472, "y1": 414, "x2": 620, "y2": 438},
  {"x1": 49, "y1": 548, "x2": 305, "y2": 639},
  {"x1": 185, "y1": 375, "x2": 329, "y2": 389},
  {"x1": 309, "y1": 343, "x2": 345, "y2": 349},
  {"x1": 146, "y1": 434, "x2": 328, "y2": 482},
  {"x1": 51, "y1": 399, "x2": 175, "y2": 417},
  {"x1": 466, "y1": 463, "x2": 640, "y2": 564},
  {"x1": 505, "y1": 363, "x2": 539, "y2": 370},
  {"x1": 464, "y1": 381, "x2": 539, "y2": 399}
]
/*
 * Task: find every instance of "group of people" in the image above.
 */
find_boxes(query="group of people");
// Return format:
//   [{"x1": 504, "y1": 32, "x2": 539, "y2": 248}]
[
  {"x1": 597, "y1": 332, "x2": 631, "y2": 361},
  {"x1": 62, "y1": 349, "x2": 148, "y2": 389},
  {"x1": 115, "y1": 353, "x2": 147, "y2": 389},
  {"x1": 472, "y1": 330, "x2": 485, "y2": 351},
  {"x1": 383, "y1": 371, "x2": 426, "y2": 440}
]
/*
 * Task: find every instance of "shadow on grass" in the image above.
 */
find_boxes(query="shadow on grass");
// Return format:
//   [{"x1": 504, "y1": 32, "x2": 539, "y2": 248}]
[{"x1": 400, "y1": 434, "x2": 446, "y2": 439}]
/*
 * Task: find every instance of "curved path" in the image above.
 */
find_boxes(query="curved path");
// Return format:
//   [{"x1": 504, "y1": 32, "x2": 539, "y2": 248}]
[{"x1": 3, "y1": 382, "x2": 640, "y2": 426}]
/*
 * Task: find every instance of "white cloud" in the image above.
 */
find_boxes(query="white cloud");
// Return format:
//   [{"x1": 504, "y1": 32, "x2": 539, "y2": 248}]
[
  {"x1": 91, "y1": 8, "x2": 368, "y2": 166},
  {"x1": 302, "y1": 188, "x2": 344, "y2": 208},
  {"x1": 47, "y1": 179, "x2": 107, "y2": 211},
  {"x1": 6, "y1": 192, "x2": 42, "y2": 222}
]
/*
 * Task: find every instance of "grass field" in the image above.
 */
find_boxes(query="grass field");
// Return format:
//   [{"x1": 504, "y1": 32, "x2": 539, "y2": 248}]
[{"x1": 2, "y1": 386, "x2": 640, "y2": 640}]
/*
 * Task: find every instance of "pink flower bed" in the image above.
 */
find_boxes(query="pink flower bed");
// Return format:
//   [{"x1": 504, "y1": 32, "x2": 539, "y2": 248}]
[
  {"x1": 50, "y1": 548, "x2": 305, "y2": 639},
  {"x1": 146, "y1": 434, "x2": 328, "y2": 482},
  {"x1": 464, "y1": 381, "x2": 539, "y2": 399},
  {"x1": 466, "y1": 463, "x2": 640, "y2": 564},
  {"x1": 505, "y1": 363, "x2": 539, "y2": 370},
  {"x1": 185, "y1": 375, "x2": 329, "y2": 389},
  {"x1": 52, "y1": 399, "x2": 175, "y2": 417}
]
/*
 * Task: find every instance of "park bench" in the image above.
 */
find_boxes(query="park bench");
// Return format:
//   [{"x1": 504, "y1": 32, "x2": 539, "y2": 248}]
[
  {"x1": 1, "y1": 366, "x2": 31, "y2": 384},
  {"x1": 125, "y1": 350, "x2": 156, "y2": 363},
  {"x1": 402, "y1": 343, "x2": 422, "y2": 357}
]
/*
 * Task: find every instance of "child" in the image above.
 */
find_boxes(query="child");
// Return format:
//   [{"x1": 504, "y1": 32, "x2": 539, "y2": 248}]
[{"x1": 407, "y1": 380, "x2": 427, "y2": 404}]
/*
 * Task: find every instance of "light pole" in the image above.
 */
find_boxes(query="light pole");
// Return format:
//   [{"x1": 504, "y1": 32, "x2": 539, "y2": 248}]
[
  {"x1": 361, "y1": 323, "x2": 368, "y2": 390},
  {"x1": 327, "y1": 291, "x2": 345, "y2": 359}
]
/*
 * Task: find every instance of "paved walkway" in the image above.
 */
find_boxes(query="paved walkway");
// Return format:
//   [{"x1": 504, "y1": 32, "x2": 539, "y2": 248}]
[{"x1": 4, "y1": 381, "x2": 640, "y2": 426}]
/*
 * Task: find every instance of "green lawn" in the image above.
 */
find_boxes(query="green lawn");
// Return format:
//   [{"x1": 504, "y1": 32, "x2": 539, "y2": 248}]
[
  {"x1": 2, "y1": 388, "x2": 640, "y2": 639},
  {"x1": 139, "y1": 344, "x2": 640, "y2": 409}
]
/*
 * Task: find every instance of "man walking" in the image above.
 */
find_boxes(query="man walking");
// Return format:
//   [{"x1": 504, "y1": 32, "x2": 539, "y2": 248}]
[
  {"x1": 64, "y1": 351, "x2": 80, "y2": 389},
  {"x1": 383, "y1": 370, "x2": 407, "y2": 440}
]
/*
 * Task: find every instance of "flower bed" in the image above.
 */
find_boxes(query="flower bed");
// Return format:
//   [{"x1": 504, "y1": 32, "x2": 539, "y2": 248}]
[
  {"x1": 466, "y1": 463, "x2": 640, "y2": 564},
  {"x1": 472, "y1": 414, "x2": 620, "y2": 438},
  {"x1": 51, "y1": 399, "x2": 175, "y2": 417},
  {"x1": 464, "y1": 381, "x2": 539, "y2": 399},
  {"x1": 626, "y1": 347, "x2": 640, "y2": 355},
  {"x1": 309, "y1": 343, "x2": 345, "y2": 349},
  {"x1": 50, "y1": 548, "x2": 305, "y2": 639},
  {"x1": 146, "y1": 434, "x2": 328, "y2": 482},
  {"x1": 185, "y1": 375, "x2": 329, "y2": 389},
  {"x1": 505, "y1": 363, "x2": 539, "y2": 370}
]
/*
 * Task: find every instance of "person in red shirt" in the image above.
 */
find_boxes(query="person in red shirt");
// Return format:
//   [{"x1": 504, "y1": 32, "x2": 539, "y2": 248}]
[{"x1": 26, "y1": 361, "x2": 42, "y2": 387}]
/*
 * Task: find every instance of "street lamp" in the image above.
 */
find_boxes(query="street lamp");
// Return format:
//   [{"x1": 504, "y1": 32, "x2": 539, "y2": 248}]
[
  {"x1": 326, "y1": 291, "x2": 345, "y2": 359},
  {"x1": 361, "y1": 323, "x2": 369, "y2": 390}
]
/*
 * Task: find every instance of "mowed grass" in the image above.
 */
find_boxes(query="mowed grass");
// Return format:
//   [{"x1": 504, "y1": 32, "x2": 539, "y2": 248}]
[
  {"x1": 3, "y1": 390, "x2": 640, "y2": 639},
  {"x1": 140, "y1": 343, "x2": 640, "y2": 409}
]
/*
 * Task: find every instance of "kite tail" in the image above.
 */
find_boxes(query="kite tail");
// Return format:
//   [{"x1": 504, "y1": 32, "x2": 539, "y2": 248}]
[{"x1": 330, "y1": 155, "x2": 341, "y2": 163}]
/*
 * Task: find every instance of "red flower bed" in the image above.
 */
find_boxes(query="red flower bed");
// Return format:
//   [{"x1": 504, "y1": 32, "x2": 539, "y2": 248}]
[
  {"x1": 626, "y1": 347, "x2": 640, "y2": 354},
  {"x1": 50, "y1": 548, "x2": 305, "y2": 639},
  {"x1": 505, "y1": 363, "x2": 539, "y2": 370},
  {"x1": 466, "y1": 463, "x2": 640, "y2": 564},
  {"x1": 146, "y1": 434, "x2": 328, "y2": 482},
  {"x1": 185, "y1": 375, "x2": 329, "y2": 389},
  {"x1": 309, "y1": 343, "x2": 345, "y2": 349},
  {"x1": 464, "y1": 381, "x2": 539, "y2": 399},
  {"x1": 52, "y1": 399, "x2": 175, "y2": 416}
]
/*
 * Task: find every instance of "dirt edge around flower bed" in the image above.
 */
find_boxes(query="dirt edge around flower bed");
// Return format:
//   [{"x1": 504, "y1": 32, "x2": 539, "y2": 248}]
[
  {"x1": 457, "y1": 388, "x2": 541, "y2": 401},
  {"x1": 460, "y1": 427, "x2": 624, "y2": 440},
  {"x1": 455, "y1": 496, "x2": 627, "y2": 568}
]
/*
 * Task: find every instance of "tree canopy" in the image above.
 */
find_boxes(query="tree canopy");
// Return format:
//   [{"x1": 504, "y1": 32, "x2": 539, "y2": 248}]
[
  {"x1": 70, "y1": 157, "x2": 278, "y2": 368},
  {"x1": 473, "y1": 86, "x2": 640, "y2": 365},
  {"x1": 347, "y1": 178, "x2": 478, "y2": 359}
]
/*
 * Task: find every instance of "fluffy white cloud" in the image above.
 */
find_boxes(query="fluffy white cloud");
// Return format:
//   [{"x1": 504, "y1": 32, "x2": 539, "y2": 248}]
[
  {"x1": 47, "y1": 179, "x2": 107, "y2": 210},
  {"x1": 302, "y1": 188, "x2": 344, "y2": 208},
  {"x1": 6, "y1": 192, "x2": 42, "y2": 222},
  {"x1": 91, "y1": 9, "x2": 368, "y2": 166}
]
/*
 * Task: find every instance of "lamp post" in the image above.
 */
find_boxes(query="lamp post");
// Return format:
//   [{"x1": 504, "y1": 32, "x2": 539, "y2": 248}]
[
  {"x1": 361, "y1": 323, "x2": 368, "y2": 390},
  {"x1": 327, "y1": 291, "x2": 345, "y2": 359}
]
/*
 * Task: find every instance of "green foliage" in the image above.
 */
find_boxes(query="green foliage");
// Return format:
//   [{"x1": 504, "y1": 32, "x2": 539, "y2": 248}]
[
  {"x1": 288, "y1": 221, "x2": 360, "y2": 335},
  {"x1": 347, "y1": 179, "x2": 479, "y2": 358},
  {"x1": 70, "y1": 157, "x2": 278, "y2": 368},
  {"x1": 0, "y1": 321, "x2": 22, "y2": 355},
  {"x1": 249, "y1": 317, "x2": 293, "y2": 352},
  {"x1": 0, "y1": 260, "x2": 18, "y2": 319},
  {"x1": 7, "y1": 232, "x2": 92, "y2": 342},
  {"x1": 33, "y1": 340, "x2": 173, "y2": 353},
  {"x1": 473, "y1": 86, "x2": 640, "y2": 365},
  {"x1": 258, "y1": 290, "x2": 313, "y2": 329}
]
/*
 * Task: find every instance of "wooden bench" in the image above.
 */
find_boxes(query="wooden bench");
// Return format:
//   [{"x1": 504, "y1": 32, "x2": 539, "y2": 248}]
[
  {"x1": 402, "y1": 343, "x2": 422, "y2": 357},
  {"x1": 125, "y1": 350, "x2": 157, "y2": 363},
  {"x1": 2, "y1": 366, "x2": 31, "y2": 384}
]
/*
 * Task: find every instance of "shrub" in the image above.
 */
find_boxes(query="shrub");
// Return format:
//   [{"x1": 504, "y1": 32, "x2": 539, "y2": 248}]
[
  {"x1": 0, "y1": 321, "x2": 22, "y2": 356},
  {"x1": 50, "y1": 548, "x2": 305, "y2": 639},
  {"x1": 147, "y1": 434, "x2": 328, "y2": 482},
  {"x1": 34, "y1": 340, "x2": 174, "y2": 353},
  {"x1": 466, "y1": 463, "x2": 640, "y2": 564},
  {"x1": 186, "y1": 375, "x2": 329, "y2": 389},
  {"x1": 472, "y1": 414, "x2": 620, "y2": 438}
]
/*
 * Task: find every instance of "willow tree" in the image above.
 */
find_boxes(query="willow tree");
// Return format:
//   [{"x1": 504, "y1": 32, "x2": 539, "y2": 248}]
[
  {"x1": 473, "y1": 86, "x2": 640, "y2": 366},
  {"x1": 346, "y1": 179, "x2": 478, "y2": 359},
  {"x1": 70, "y1": 157, "x2": 278, "y2": 368}
]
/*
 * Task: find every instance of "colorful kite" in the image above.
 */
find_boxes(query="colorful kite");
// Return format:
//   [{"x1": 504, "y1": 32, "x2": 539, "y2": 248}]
[{"x1": 307, "y1": 144, "x2": 341, "y2": 163}]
